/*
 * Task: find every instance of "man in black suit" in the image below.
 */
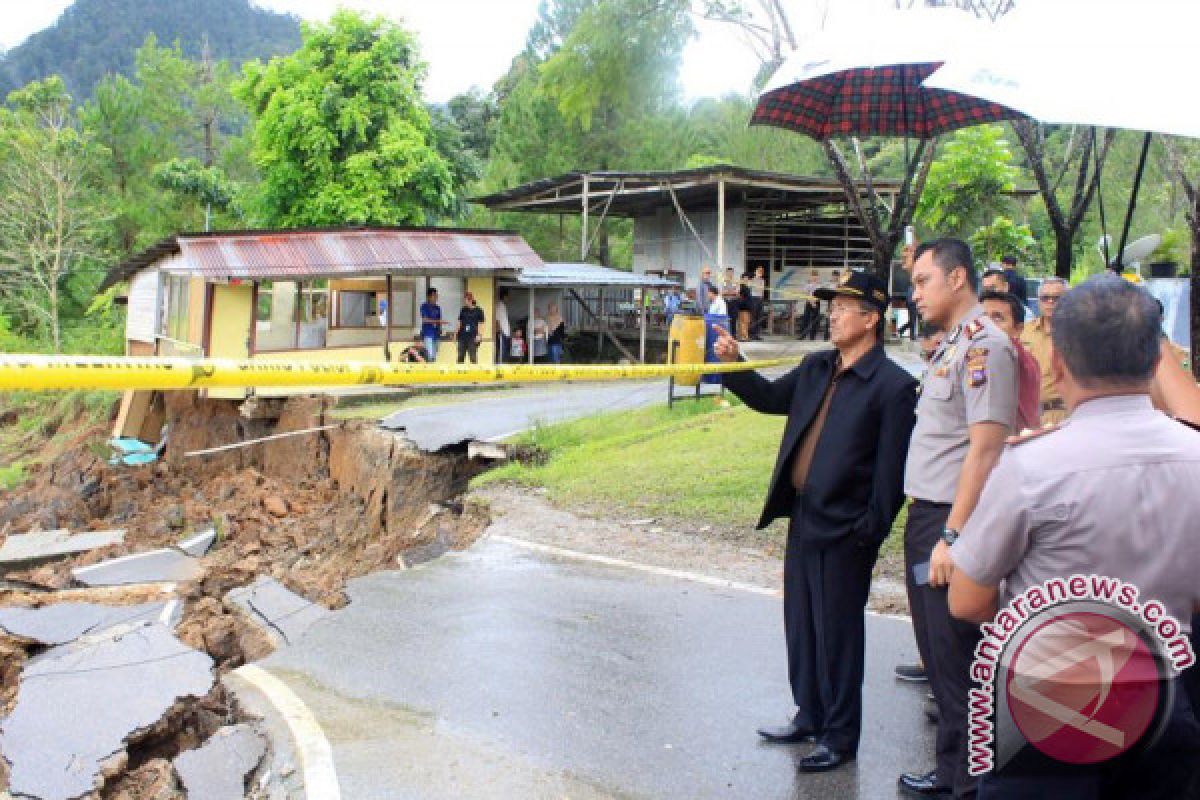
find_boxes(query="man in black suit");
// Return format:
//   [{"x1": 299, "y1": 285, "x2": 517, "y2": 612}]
[{"x1": 715, "y1": 270, "x2": 918, "y2": 772}]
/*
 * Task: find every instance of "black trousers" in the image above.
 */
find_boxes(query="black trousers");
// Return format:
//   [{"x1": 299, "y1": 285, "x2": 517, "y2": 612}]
[
  {"x1": 456, "y1": 338, "x2": 479, "y2": 364},
  {"x1": 905, "y1": 499, "x2": 982, "y2": 798},
  {"x1": 977, "y1": 686, "x2": 1200, "y2": 799},
  {"x1": 785, "y1": 495, "x2": 879, "y2": 754}
]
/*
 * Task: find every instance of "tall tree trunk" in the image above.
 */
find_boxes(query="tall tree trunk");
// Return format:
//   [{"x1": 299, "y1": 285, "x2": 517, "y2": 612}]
[
  {"x1": 1054, "y1": 236, "x2": 1074, "y2": 282},
  {"x1": 50, "y1": 280, "x2": 61, "y2": 354}
]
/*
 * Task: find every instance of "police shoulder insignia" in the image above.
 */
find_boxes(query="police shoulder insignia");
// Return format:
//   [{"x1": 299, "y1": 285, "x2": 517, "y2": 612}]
[
  {"x1": 1007, "y1": 423, "x2": 1062, "y2": 446},
  {"x1": 965, "y1": 347, "x2": 988, "y2": 388},
  {"x1": 964, "y1": 319, "x2": 985, "y2": 340}
]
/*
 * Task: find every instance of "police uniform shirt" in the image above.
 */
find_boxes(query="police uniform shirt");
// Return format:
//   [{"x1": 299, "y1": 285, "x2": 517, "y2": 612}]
[
  {"x1": 952, "y1": 395, "x2": 1200, "y2": 628},
  {"x1": 904, "y1": 304, "x2": 1018, "y2": 504}
]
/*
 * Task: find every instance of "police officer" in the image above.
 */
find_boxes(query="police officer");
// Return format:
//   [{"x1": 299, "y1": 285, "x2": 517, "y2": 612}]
[
  {"x1": 900, "y1": 239, "x2": 1018, "y2": 799},
  {"x1": 949, "y1": 274, "x2": 1200, "y2": 797},
  {"x1": 714, "y1": 271, "x2": 917, "y2": 772}
]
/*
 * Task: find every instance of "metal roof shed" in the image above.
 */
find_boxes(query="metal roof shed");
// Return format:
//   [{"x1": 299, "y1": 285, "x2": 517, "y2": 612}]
[{"x1": 501, "y1": 263, "x2": 679, "y2": 364}]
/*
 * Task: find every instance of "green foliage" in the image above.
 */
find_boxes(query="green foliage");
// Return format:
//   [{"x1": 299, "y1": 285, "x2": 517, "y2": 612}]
[
  {"x1": 153, "y1": 158, "x2": 234, "y2": 209},
  {"x1": 0, "y1": 0, "x2": 300, "y2": 100},
  {"x1": 970, "y1": 216, "x2": 1038, "y2": 268},
  {"x1": 917, "y1": 124, "x2": 1018, "y2": 237},
  {"x1": 236, "y1": 11, "x2": 456, "y2": 227}
]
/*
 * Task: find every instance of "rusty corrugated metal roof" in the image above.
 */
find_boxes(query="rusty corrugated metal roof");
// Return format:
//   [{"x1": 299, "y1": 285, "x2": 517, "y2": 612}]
[{"x1": 162, "y1": 228, "x2": 543, "y2": 281}]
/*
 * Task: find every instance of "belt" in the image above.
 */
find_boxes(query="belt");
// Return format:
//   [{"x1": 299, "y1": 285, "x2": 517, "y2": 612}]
[{"x1": 1042, "y1": 398, "x2": 1066, "y2": 412}]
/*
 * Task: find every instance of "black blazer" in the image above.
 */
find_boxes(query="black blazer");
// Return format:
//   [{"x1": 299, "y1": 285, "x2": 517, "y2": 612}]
[{"x1": 724, "y1": 345, "x2": 918, "y2": 545}]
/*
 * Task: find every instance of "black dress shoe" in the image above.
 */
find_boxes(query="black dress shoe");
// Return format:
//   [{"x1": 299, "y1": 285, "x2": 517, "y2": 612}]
[
  {"x1": 756, "y1": 720, "x2": 818, "y2": 743},
  {"x1": 898, "y1": 769, "x2": 951, "y2": 797},
  {"x1": 797, "y1": 743, "x2": 854, "y2": 772}
]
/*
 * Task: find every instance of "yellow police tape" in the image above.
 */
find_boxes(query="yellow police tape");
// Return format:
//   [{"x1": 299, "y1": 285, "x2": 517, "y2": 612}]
[{"x1": 0, "y1": 355, "x2": 799, "y2": 392}]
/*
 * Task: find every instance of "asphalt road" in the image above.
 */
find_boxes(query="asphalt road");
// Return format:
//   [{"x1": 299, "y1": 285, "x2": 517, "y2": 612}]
[
  {"x1": 377, "y1": 343, "x2": 922, "y2": 452},
  {"x1": 379, "y1": 380, "x2": 721, "y2": 451},
  {"x1": 259, "y1": 537, "x2": 935, "y2": 799}
]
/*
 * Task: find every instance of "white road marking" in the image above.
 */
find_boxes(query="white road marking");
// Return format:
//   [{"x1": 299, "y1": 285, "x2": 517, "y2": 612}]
[
  {"x1": 488, "y1": 533, "x2": 912, "y2": 622},
  {"x1": 489, "y1": 534, "x2": 781, "y2": 598},
  {"x1": 233, "y1": 664, "x2": 341, "y2": 800}
]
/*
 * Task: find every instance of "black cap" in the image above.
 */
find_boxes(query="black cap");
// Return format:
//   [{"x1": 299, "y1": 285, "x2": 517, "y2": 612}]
[{"x1": 814, "y1": 270, "x2": 889, "y2": 314}]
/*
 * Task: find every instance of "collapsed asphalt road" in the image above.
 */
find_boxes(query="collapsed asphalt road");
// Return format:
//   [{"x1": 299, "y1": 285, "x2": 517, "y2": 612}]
[{"x1": 249, "y1": 535, "x2": 934, "y2": 799}]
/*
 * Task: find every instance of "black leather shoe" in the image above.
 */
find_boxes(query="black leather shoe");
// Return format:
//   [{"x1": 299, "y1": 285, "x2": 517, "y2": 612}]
[
  {"x1": 756, "y1": 720, "x2": 817, "y2": 743},
  {"x1": 797, "y1": 743, "x2": 854, "y2": 772},
  {"x1": 898, "y1": 770, "x2": 951, "y2": 797}
]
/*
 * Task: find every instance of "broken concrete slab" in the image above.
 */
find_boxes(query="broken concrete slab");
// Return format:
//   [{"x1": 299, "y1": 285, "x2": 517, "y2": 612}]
[
  {"x1": 175, "y1": 527, "x2": 217, "y2": 558},
  {"x1": 226, "y1": 577, "x2": 330, "y2": 647},
  {"x1": 0, "y1": 529, "x2": 125, "y2": 569},
  {"x1": 0, "y1": 624, "x2": 214, "y2": 800},
  {"x1": 72, "y1": 547, "x2": 202, "y2": 587},
  {"x1": 0, "y1": 600, "x2": 179, "y2": 646},
  {"x1": 172, "y1": 723, "x2": 266, "y2": 800}
]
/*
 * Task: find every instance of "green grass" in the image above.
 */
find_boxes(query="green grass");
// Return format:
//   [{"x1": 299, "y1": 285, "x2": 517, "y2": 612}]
[
  {"x1": 474, "y1": 398, "x2": 911, "y2": 549},
  {"x1": 474, "y1": 398, "x2": 784, "y2": 530},
  {"x1": 0, "y1": 390, "x2": 120, "y2": 489},
  {"x1": 0, "y1": 462, "x2": 26, "y2": 490}
]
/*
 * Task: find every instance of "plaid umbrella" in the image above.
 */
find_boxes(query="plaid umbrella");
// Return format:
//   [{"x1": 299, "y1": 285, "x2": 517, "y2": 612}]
[
  {"x1": 753, "y1": 62, "x2": 1021, "y2": 140},
  {"x1": 752, "y1": 7, "x2": 1024, "y2": 141}
]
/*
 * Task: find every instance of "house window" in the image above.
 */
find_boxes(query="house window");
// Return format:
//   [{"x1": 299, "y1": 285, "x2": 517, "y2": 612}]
[
  {"x1": 256, "y1": 281, "x2": 273, "y2": 323},
  {"x1": 336, "y1": 291, "x2": 377, "y2": 327},
  {"x1": 159, "y1": 274, "x2": 190, "y2": 342},
  {"x1": 298, "y1": 281, "x2": 329, "y2": 323}
]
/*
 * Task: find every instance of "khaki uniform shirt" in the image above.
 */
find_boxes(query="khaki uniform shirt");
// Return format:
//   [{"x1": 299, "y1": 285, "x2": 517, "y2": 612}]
[
  {"x1": 952, "y1": 395, "x2": 1200, "y2": 629},
  {"x1": 1019, "y1": 317, "x2": 1064, "y2": 422},
  {"x1": 904, "y1": 304, "x2": 1018, "y2": 503}
]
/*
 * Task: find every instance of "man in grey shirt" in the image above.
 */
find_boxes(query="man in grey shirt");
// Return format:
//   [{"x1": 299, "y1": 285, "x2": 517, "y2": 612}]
[
  {"x1": 900, "y1": 239, "x2": 1018, "y2": 799},
  {"x1": 949, "y1": 275, "x2": 1200, "y2": 796}
]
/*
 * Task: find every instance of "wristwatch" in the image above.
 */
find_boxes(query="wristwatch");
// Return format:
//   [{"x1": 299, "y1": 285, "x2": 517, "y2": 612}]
[{"x1": 941, "y1": 527, "x2": 960, "y2": 546}]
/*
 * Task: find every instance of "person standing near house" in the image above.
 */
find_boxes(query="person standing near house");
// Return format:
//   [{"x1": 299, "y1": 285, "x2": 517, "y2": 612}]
[
  {"x1": 715, "y1": 270, "x2": 918, "y2": 773},
  {"x1": 697, "y1": 266, "x2": 714, "y2": 312},
  {"x1": 546, "y1": 302, "x2": 566, "y2": 364},
  {"x1": 748, "y1": 265, "x2": 767, "y2": 340},
  {"x1": 495, "y1": 289, "x2": 511, "y2": 364},
  {"x1": 1020, "y1": 277, "x2": 1068, "y2": 424},
  {"x1": 455, "y1": 292, "x2": 485, "y2": 364},
  {"x1": 419, "y1": 288, "x2": 444, "y2": 361}
]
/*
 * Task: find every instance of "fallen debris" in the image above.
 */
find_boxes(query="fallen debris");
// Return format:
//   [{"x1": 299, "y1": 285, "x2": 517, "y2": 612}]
[
  {"x1": 183, "y1": 424, "x2": 340, "y2": 458},
  {"x1": 73, "y1": 548, "x2": 203, "y2": 587},
  {"x1": 226, "y1": 577, "x2": 330, "y2": 647},
  {"x1": 174, "y1": 527, "x2": 217, "y2": 558},
  {"x1": 172, "y1": 723, "x2": 266, "y2": 800},
  {"x1": 0, "y1": 624, "x2": 214, "y2": 800},
  {"x1": 0, "y1": 529, "x2": 125, "y2": 570},
  {"x1": 0, "y1": 600, "x2": 176, "y2": 646}
]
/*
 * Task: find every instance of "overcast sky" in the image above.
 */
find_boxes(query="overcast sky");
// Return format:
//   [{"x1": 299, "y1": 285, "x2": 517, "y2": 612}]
[{"x1": 0, "y1": 0, "x2": 806, "y2": 102}]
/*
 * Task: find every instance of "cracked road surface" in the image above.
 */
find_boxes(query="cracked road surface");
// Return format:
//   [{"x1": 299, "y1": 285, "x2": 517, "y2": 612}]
[{"x1": 256, "y1": 536, "x2": 934, "y2": 799}]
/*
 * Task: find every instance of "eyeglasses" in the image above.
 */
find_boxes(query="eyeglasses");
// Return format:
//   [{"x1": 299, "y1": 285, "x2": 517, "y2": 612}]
[
  {"x1": 1038, "y1": 293, "x2": 1064, "y2": 303},
  {"x1": 829, "y1": 305, "x2": 871, "y2": 318}
]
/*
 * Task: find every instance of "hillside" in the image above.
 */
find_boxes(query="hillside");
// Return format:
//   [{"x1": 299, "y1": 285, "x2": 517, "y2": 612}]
[{"x1": 0, "y1": 0, "x2": 301, "y2": 99}]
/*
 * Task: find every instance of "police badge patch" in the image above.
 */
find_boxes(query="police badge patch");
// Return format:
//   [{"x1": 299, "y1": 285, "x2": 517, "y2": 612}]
[{"x1": 966, "y1": 347, "x2": 989, "y2": 388}]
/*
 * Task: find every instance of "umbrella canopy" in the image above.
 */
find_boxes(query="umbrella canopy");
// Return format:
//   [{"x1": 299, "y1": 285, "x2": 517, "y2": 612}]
[
  {"x1": 752, "y1": 7, "x2": 1021, "y2": 140},
  {"x1": 922, "y1": 0, "x2": 1200, "y2": 138}
]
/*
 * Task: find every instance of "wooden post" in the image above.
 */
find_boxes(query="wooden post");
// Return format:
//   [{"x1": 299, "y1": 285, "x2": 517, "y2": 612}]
[
  {"x1": 528, "y1": 288, "x2": 535, "y2": 365},
  {"x1": 384, "y1": 273, "x2": 393, "y2": 361},
  {"x1": 597, "y1": 288, "x2": 604, "y2": 352},
  {"x1": 581, "y1": 174, "x2": 590, "y2": 261},
  {"x1": 717, "y1": 178, "x2": 726, "y2": 270},
  {"x1": 294, "y1": 281, "x2": 302, "y2": 350},
  {"x1": 639, "y1": 288, "x2": 647, "y2": 364}
]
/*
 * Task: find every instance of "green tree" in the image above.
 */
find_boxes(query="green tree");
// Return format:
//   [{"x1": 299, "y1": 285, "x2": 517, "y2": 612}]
[
  {"x1": 969, "y1": 215, "x2": 1037, "y2": 267},
  {"x1": 235, "y1": 11, "x2": 455, "y2": 227},
  {"x1": 0, "y1": 78, "x2": 105, "y2": 352},
  {"x1": 916, "y1": 124, "x2": 1018, "y2": 237}
]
